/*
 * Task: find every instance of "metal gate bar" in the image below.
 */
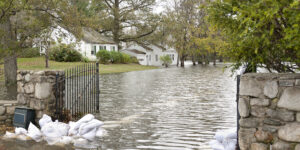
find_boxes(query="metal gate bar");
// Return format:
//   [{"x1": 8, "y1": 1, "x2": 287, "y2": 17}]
[
  {"x1": 55, "y1": 63, "x2": 99, "y2": 121},
  {"x1": 236, "y1": 75, "x2": 241, "y2": 150}
]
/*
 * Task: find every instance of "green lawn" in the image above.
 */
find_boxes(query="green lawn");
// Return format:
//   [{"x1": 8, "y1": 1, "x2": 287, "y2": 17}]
[{"x1": 0, "y1": 57, "x2": 158, "y2": 74}]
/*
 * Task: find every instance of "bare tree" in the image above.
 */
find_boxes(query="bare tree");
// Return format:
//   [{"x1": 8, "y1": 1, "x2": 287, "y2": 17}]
[{"x1": 96, "y1": 0, "x2": 159, "y2": 49}]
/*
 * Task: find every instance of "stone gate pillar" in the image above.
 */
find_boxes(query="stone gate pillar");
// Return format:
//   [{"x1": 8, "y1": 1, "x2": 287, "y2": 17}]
[
  {"x1": 17, "y1": 70, "x2": 64, "y2": 123},
  {"x1": 238, "y1": 73, "x2": 300, "y2": 150}
]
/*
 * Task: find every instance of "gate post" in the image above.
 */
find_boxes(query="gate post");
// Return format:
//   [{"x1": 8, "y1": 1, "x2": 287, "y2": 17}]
[
  {"x1": 55, "y1": 72, "x2": 59, "y2": 120},
  {"x1": 96, "y1": 62, "x2": 100, "y2": 113},
  {"x1": 236, "y1": 75, "x2": 241, "y2": 150}
]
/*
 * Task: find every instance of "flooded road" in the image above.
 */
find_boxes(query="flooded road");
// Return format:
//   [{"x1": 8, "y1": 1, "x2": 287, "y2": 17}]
[
  {"x1": 97, "y1": 63, "x2": 237, "y2": 150},
  {"x1": 0, "y1": 63, "x2": 237, "y2": 149}
]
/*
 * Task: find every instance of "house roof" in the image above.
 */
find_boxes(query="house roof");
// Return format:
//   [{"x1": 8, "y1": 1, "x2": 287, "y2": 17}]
[
  {"x1": 82, "y1": 28, "x2": 116, "y2": 44},
  {"x1": 123, "y1": 49, "x2": 146, "y2": 55}
]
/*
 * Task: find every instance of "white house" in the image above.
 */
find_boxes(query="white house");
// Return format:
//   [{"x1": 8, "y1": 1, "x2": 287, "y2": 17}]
[
  {"x1": 40, "y1": 26, "x2": 118, "y2": 61},
  {"x1": 121, "y1": 43, "x2": 178, "y2": 66}
]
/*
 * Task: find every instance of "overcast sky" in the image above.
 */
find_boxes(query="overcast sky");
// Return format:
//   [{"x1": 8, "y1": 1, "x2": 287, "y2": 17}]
[{"x1": 153, "y1": 0, "x2": 174, "y2": 14}]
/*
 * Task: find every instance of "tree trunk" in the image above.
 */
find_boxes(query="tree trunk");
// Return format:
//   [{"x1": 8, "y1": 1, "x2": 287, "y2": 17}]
[
  {"x1": 198, "y1": 55, "x2": 203, "y2": 65},
  {"x1": 4, "y1": 55, "x2": 17, "y2": 86},
  {"x1": 113, "y1": 0, "x2": 121, "y2": 50},
  {"x1": 1, "y1": 17, "x2": 18, "y2": 87},
  {"x1": 204, "y1": 55, "x2": 209, "y2": 65},
  {"x1": 45, "y1": 52, "x2": 49, "y2": 68},
  {"x1": 213, "y1": 52, "x2": 217, "y2": 66},
  {"x1": 180, "y1": 56, "x2": 185, "y2": 67},
  {"x1": 192, "y1": 56, "x2": 196, "y2": 66},
  {"x1": 45, "y1": 42, "x2": 49, "y2": 68},
  {"x1": 219, "y1": 55, "x2": 223, "y2": 63},
  {"x1": 177, "y1": 54, "x2": 179, "y2": 67}
]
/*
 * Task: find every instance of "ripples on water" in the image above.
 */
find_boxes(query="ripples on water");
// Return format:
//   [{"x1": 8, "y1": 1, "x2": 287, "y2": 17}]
[
  {"x1": 97, "y1": 63, "x2": 237, "y2": 150},
  {"x1": 0, "y1": 63, "x2": 237, "y2": 150}
]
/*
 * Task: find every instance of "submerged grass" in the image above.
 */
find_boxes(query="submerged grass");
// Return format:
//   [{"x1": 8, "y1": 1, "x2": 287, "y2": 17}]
[{"x1": 0, "y1": 57, "x2": 158, "y2": 74}]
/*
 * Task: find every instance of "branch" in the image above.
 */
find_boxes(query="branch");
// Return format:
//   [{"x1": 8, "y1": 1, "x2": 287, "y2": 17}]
[
  {"x1": 0, "y1": 0, "x2": 14, "y2": 21},
  {"x1": 104, "y1": 0, "x2": 113, "y2": 9},
  {"x1": 27, "y1": 7, "x2": 62, "y2": 22},
  {"x1": 120, "y1": 29, "x2": 155, "y2": 42},
  {"x1": 133, "y1": 40, "x2": 153, "y2": 51}
]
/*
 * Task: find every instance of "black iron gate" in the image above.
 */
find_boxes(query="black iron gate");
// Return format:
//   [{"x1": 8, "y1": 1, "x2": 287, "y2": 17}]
[
  {"x1": 55, "y1": 63, "x2": 100, "y2": 121},
  {"x1": 236, "y1": 75, "x2": 241, "y2": 150}
]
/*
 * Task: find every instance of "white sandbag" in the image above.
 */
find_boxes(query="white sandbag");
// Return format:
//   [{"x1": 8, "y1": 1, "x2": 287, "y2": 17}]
[
  {"x1": 16, "y1": 134, "x2": 31, "y2": 141},
  {"x1": 68, "y1": 121, "x2": 78, "y2": 136},
  {"x1": 79, "y1": 119, "x2": 103, "y2": 136},
  {"x1": 96, "y1": 128, "x2": 107, "y2": 137},
  {"x1": 3, "y1": 131, "x2": 17, "y2": 139},
  {"x1": 215, "y1": 130, "x2": 225, "y2": 143},
  {"x1": 223, "y1": 139, "x2": 237, "y2": 150},
  {"x1": 26, "y1": 122, "x2": 43, "y2": 142},
  {"x1": 15, "y1": 127, "x2": 27, "y2": 135},
  {"x1": 44, "y1": 137, "x2": 60, "y2": 145},
  {"x1": 77, "y1": 114, "x2": 95, "y2": 125},
  {"x1": 60, "y1": 136, "x2": 73, "y2": 145},
  {"x1": 224, "y1": 129, "x2": 237, "y2": 140},
  {"x1": 214, "y1": 128, "x2": 237, "y2": 144},
  {"x1": 81, "y1": 128, "x2": 97, "y2": 141},
  {"x1": 221, "y1": 128, "x2": 236, "y2": 140},
  {"x1": 68, "y1": 114, "x2": 95, "y2": 136},
  {"x1": 209, "y1": 140, "x2": 225, "y2": 150},
  {"x1": 39, "y1": 114, "x2": 52, "y2": 128},
  {"x1": 41, "y1": 122, "x2": 70, "y2": 138}
]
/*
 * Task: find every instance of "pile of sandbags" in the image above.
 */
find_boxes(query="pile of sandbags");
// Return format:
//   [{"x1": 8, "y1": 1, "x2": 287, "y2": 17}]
[
  {"x1": 3, "y1": 114, "x2": 107, "y2": 147},
  {"x1": 209, "y1": 128, "x2": 237, "y2": 150}
]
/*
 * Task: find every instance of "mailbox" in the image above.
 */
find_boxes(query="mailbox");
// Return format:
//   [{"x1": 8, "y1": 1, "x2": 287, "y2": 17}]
[{"x1": 13, "y1": 107, "x2": 35, "y2": 129}]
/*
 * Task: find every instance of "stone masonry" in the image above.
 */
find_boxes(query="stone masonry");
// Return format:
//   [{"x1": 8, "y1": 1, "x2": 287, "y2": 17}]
[
  {"x1": 0, "y1": 101, "x2": 18, "y2": 125},
  {"x1": 239, "y1": 73, "x2": 300, "y2": 150},
  {"x1": 16, "y1": 70, "x2": 63, "y2": 124}
]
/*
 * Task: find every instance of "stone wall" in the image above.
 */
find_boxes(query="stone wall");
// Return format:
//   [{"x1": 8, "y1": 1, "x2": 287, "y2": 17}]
[
  {"x1": 16, "y1": 70, "x2": 63, "y2": 123},
  {"x1": 238, "y1": 73, "x2": 300, "y2": 150},
  {"x1": 0, "y1": 101, "x2": 18, "y2": 125}
]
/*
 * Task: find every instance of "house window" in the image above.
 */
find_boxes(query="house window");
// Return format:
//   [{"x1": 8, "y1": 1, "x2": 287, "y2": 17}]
[
  {"x1": 156, "y1": 55, "x2": 158, "y2": 62},
  {"x1": 172, "y1": 54, "x2": 175, "y2": 61},
  {"x1": 91, "y1": 45, "x2": 96, "y2": 55},
  {"x1": 99, "y1": 46, "x2": 107, "y2": 50},
  {"x1": 111, "y1": 46, "x2": 115, "y2": 51},
  {"x1": 149, "y1": 55, "x2": 151, "y2": 61}
]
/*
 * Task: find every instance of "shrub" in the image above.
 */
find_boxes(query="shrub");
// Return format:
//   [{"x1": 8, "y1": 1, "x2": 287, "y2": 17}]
[
  {"x1": 160, "y1": 55, "x2": 172, "y2": 67},
  {"x1": 122, "y1": 53, "x2": 131, "y2": 64},
  {"x1": 96, "y1": 50, "x2": 138, "y2": 64},
  {"x1": 96, "y1": 50, "x2": 111, "y2": 64},
  {"x1": 49, "y1": 44, "x2": 82, "y2": 62},
  {"x1": 81, "y1": 57, "x2": 90, "y2": 63},
  {"x1": 20, "y1": 47, "x2": 40, "y2": 58},
  {"x1": 130, "y1": 57, "x2": 139, "y2": 64},
  {"x1": 110, "y1": 51, "x2": 122, "y2": 64}
]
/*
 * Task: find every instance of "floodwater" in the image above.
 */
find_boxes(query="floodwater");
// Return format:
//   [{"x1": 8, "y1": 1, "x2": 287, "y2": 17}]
[{"x1": 0, "y1": 62, "x2": 237, "y2": 150}]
